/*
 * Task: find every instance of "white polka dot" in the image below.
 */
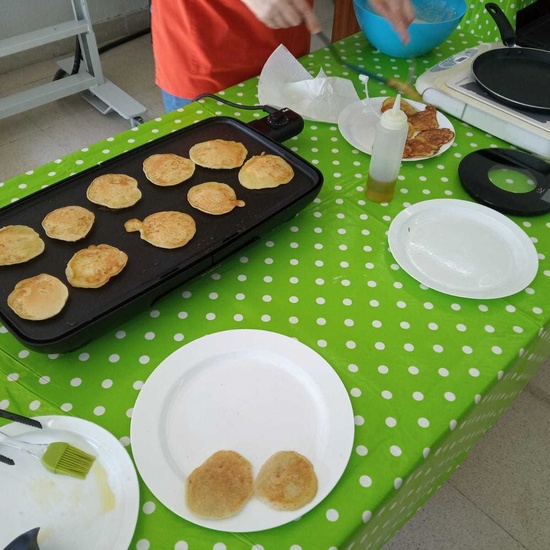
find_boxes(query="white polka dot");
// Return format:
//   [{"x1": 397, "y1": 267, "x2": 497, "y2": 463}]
[
  {"x1": 444, "y1": 392, "x2": 456, "y2": 402},
  {"x1": 61, "y1": 403, "x2": 73, "y2": 412},
  {"x1": 381, "y1": 390, "x2": 392, "y2": 399},
  {"x1": 386, "y1": 417, "x2": 397, "y2": 427},
  {"x1": 408, "y1": 366, "x2": 419, "y2": 375},
  {"x1": 362, "y1": 510, "x2": 372, "y2": 523},
  {"x1": 390, "y1": 445, "x2": 402, "y2": 457},
  {"x1": 71, "y1": 378, "x2": 82, "y2": 387},
  {"x1": 394, "y1": 477, "x2": 403, "y2": 489},
  {"x1": 360, "y1": 475, "x2": 372, "y2": 487},
  {"x1": 356, "y1": 445, "x2": 368, "y2": 456},
  {"x1": 418, "y1": 417, "x2": 430, "y2": 428},
  {"x1": 412, "y1": 391, "x2": 424, "y2": 401},
  {"x1": 492, "y1": 346, "x2": 502, "y2": 355},
  {"x1": 213, "y1": 543, "x2": 227, "y2": 550},
  {"x1": 79, "y1": 353, "x2": 90, "y2": 361},
  {"x1": 350, "y1": 388, "x2": 362, "y2": 397},
  {"x1": 469, "y1": 368, "x2": 480, "y2": 377},
  {"x1": 29, "y1": 400, "x2": 40, "y2": 411},
  {"x1": 102, "y1": 379, "x2": 113, "y2": 388},
  {"x1": 378, "y1": 365, "x2": 389, "y2": 374},
  {"x1": 93, "y1": 406, "x2": 105, "y2": 416},
  {"x1": 133, "y1": 381, "x2": 144, "y2": 390},
  {"x1": 109, "y1": 354, "x2": 120, "y2": 363},
  {"x1": 143, "y1": 501, "x2": 156, "y2": 514},
  {"x1": 136, "y1": 540, "x2": 150, "y2": 550},
  {"x1": 348, "y1": 364, "x2": 359, "y2": 372},
  {"x1": 326, "y1": 509, "x2": 339, "y2": 521},
  {"x1": 7, "y1": 373, "x2": 19, "y2": 382},
  {"x1": 139, "y1": 355, "x2": 150, "y2": 365},
  {"x1": 355, "y1": 415, "x2": 365, "y2": 425},
  {"x1": 175, "y1": 542, "x2": 189, "y2": 550},
  {"x1": 39, "y1": 376, "x2": 50, "y2": 385}
]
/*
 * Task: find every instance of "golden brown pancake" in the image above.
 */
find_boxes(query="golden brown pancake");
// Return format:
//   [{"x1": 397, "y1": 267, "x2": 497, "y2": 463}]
[
  {"x1": 403, "y1": 135, "x2": 440, "y2": 159},
  {"x1": 0, "y1": 225, "x2": 45, "y2": 266},
  {"x1": 408, "y1": 104, "x2": 439, "y2": 132},
  {"x1": 124, "y1": 211, "x2": 196, "y2": 248},
  {"x1": 65, "y1": 244, "x2": 128, "y2": 288},
  {"x1": 186, "y1": 450, "x2": 254, "y2": 519},
  {"x1": 238, "y1": 153, "x2": 294, "y2": 190},
  {"x1": 42, "y1": 205, "x2": 95, "y2": 242},
  {"x1": 417, "y1": 127, "x2": 455, "y2": 147},
  {"x1": 86, "y1": 174, "x2": 142, "y2": 209},
  {"x1": 187, "y1": 182, "x2": 245, "y2": 215},
  {"x1": 381, "y1": 97, "x2": 417, "y2": 117},
  {"x1": 7, "y1": 273, "x2": 69, "y2": 321},
  {"x1": 254, "y1": 451, "x2": 317, "y2": 511},
  {"x1": 189, "y1": 139, "x2": 248, "y2": 169},
  {"x1": 143, "y1": 153, "x2": 196, "y2": 186}
]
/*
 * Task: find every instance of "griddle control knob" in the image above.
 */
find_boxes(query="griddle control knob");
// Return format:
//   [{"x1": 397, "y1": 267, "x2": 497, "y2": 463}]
[
  {"x1": 247, "y1": 108, "x2": 304, "y2": 142},
  {"x1": 267, "y1": 111, "x2": 290, "y2": 127}
]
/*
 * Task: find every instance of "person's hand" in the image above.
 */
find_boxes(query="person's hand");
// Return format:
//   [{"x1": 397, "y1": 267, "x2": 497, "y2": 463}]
[
  {"x1": 368, "y1": 0, "x2": 415, "y2": 44},
  {"x1": 240, "y1": 0, "x2": 322, "y2": 34}
]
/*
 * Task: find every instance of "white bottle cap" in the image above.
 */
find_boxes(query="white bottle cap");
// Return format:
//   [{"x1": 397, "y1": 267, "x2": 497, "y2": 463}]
[{"x1": 380, "y1": 94, "x2": 408, "y2": 130}]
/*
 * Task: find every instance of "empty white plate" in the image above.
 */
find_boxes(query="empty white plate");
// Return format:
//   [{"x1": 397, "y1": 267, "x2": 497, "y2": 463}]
[{"x1": 388, "y1": 199, "x2": 539, "y2": 299}]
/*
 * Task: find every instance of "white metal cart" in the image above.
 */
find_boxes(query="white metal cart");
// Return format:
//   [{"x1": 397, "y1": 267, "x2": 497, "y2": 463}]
[{"x1": 0, "y1": 0, "x2": 147, "y2": 126}]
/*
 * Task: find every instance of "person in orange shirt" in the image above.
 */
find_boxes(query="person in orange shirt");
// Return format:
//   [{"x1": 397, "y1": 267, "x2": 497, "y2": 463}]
[
  {"x1": 151, "y1": 0, "x2": 319, "y2": 111},
  {"x1": 151, "y1": 0, "x2": 414, "y2": 112}
]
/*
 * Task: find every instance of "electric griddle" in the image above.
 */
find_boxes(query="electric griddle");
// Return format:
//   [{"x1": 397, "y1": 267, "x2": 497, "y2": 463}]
[{"x1": 0, "y1": 112, "x2": 323, "y2": 353}]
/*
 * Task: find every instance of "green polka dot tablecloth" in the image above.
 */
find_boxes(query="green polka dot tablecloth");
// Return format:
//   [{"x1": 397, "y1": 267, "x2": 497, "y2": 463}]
[{"x1": 1, "y1": 19, "x2": 549, "y2": 550}]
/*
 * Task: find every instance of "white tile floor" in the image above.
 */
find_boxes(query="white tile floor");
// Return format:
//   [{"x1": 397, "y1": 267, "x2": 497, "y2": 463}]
[{"x1": 1, "y1": 6, "x2": 550, "y2": 549}]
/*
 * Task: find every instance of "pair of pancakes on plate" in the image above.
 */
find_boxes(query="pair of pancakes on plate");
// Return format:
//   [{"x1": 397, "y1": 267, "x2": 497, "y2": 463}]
[{"x1": 186, "y1": 450, "x2": 318, "y2": 519}]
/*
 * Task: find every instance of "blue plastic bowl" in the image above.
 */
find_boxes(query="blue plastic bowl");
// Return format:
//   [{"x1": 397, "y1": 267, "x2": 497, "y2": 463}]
[{"x1": 353, "y1": 0, "x2": 467, "y2": 58}]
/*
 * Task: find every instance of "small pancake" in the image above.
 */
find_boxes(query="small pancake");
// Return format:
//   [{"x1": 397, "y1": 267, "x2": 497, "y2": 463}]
[
  {"x1": 254, "y1": 451, "x2": 317, "y2": 511},
  {"x1": 189, "y1": 139, "x2": 248, "y2": 169},
  {"x1": 186, "y1": 450, "x2": 254, "y2": 519},
  {"x1": 124, "y1": 211, "x2": 196, "y2": 248},
  {"x1": 0, "y1": 225, "x2": 45, "y2": 266},
  {"x1": 381, "y1": 97, "x2": 417, "y2": 117},
  {"x1": 86, "y1": 174, "x2": 142, "y2": 209},
  {"x1": 42, "y1": 205, "x2": 95, "y2": 242},
  {"x1": 417, "y1": 127, "x2": 455, "y2": 147},
  {"x1": 238, "y1": 153, "x2": 294, "y2": 190},
  {"x1": 408, "y1": 104, "x2": 439, "y2": 132},
  {"x1": 7, "y1": 273, "x2": 69, "y2": 321},
  {"x1": 187, "y1": 182, "x2": 245, "y2": 215},
  {"x1": 403, "y1": 135, "x2": 440, "y2": 159},
  {"x1": 66, "y1": 244, "x2": 128, "y2": 288},
  {"x1": 143, "y1": 153, "x2": 196, "y2": 186}
]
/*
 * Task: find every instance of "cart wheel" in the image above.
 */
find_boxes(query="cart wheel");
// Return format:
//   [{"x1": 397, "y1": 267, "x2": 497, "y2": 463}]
[{"x1": 131, "y1": 116, "x2": 145, "y2": 128}]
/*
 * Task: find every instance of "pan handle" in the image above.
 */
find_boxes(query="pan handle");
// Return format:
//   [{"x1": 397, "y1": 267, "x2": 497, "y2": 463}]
[{"x1": 485, "y1": 3, "x2": 516, "y2": 47}]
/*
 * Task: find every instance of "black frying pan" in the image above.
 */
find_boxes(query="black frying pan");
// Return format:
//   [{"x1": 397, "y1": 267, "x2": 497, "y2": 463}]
[{"x1": 472, "y1": 2, "x2": 550, "y2": 112}]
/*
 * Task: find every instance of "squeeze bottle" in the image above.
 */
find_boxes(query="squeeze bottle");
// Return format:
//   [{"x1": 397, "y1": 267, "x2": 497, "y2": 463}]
[{"x1": 365, "y1": 94, "x2": 408, "y2": 203}]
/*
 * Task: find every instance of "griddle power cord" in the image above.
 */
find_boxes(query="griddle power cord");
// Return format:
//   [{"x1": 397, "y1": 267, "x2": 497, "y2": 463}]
[{"x1": 192, "y1": 93, "x2": 277, "y2": 114}]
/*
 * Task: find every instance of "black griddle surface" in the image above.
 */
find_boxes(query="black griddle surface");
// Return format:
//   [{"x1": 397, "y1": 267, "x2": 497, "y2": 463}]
[{"x1": 0, "y1": 117, "x2": 322, "y2": 351}]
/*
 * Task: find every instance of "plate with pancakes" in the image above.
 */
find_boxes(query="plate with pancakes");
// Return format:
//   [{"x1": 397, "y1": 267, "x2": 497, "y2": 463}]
[
  {"x1": 130, "y1": 329, "x2": 354, "y2": 532},
  {"x1": 338, "y1": 97, "x2": 455, "y2": 161}
]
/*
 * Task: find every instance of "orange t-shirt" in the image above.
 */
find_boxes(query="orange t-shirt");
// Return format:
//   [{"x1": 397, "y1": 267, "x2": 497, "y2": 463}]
[{"x1": 151, "y1": 0, "x2": 312, "y2": 99}]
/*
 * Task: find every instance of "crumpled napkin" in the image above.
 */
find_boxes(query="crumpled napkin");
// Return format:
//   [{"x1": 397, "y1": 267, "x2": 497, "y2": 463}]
[{"x1": 258, "y1": 45, "x2": 363, "y2": 124}]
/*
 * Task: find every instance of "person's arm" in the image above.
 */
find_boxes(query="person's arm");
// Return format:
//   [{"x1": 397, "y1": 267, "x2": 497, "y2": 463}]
[
  {"x1": 368, "y1": 0, "x2": 415, "y2": 43},
  {"x1": 240, "y1": 0, "x2": 322, "y2": 33}
]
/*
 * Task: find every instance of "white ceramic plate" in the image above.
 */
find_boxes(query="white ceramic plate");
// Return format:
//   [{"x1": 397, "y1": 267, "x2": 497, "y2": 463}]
[
  {"x1": 0, "y1": 415, "x2": 139, "y2": 550},
  {"x1": 388, "y1": 199, "x2": 539, "y2": 299},
  {"x1": 130, "y1": 329, "x2": 355, "y2": 533},
  {"x1": 338, "y1": 97, "x2": 455, "y2": 160}
]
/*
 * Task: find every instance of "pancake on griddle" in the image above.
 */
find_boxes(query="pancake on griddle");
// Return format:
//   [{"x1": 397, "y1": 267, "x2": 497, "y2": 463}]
[
  {"x1": 86, "y1": 173, "x2": 142, "y2": 209},
  {"x1": 238, "y1": 153, "x2": 294, "y2": 189},
  {"x1": 187, "y1": 182, "x2": 245, "y2": 215},
  {"x1": 0, "y1": 225, "x2": 45, "y2": 266},
  {"x1": 66, "y1": 244, "x2": 128, "y2": 288},
  {"x1": 124, "y1": 211, "x2": 196, "y2": 248},
  {"x1": 42, "y1": 205, "x2": 95, "y2": 242},
  {"x1": 254, "y1": 451, "x2": 317, "y2": 511},
  {"x1": 7, "y1": 273, "x2": 69, "y2": 321},
  {"x1": 189, "y1": 139, "x2": 248, "y2": 169},
  {"x1": 186, "y1": 450, "x2": 254, "y2": 519},
  {"x1": 143, "y1": 153, "x2": 196, "y2": 186}
]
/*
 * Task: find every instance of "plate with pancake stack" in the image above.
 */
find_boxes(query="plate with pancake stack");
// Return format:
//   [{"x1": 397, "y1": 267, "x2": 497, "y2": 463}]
[{"x1": 0, "y1": 117, "x2": 323, "y2": 353}]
